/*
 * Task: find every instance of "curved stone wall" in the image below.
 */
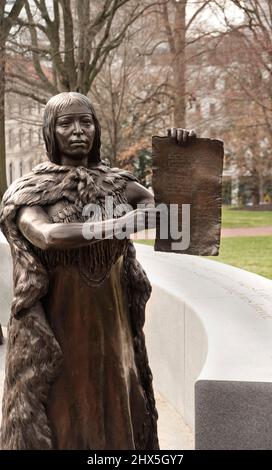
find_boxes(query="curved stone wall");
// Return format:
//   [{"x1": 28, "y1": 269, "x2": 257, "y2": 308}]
[{"x1": 136, "y1": 244, "x2": 272, "y2": 450}]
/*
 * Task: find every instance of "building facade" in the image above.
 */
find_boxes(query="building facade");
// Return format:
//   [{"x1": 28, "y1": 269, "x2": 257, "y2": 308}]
[{"x1": 5, "y1": 93, "x2": 46, "y2": 185}]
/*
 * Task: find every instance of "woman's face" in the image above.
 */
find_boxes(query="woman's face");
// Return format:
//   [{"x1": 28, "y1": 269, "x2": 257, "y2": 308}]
[{"x1": 55, "y1": 103, "x2": 95, "y2": 160}]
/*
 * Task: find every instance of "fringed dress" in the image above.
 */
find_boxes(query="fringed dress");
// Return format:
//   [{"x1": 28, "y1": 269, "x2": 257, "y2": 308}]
[{"x1": 0, "y1": 162, "x2": 159, "y2": 450}]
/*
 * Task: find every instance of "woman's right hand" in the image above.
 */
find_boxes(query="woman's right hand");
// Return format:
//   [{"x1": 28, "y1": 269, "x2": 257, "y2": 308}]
[
  {"x1": 115, "y1": 207, "x2": 156, "y2": 238},
  {"x1": 167, "y1": 127, "x2": 197, "y2": 143}
]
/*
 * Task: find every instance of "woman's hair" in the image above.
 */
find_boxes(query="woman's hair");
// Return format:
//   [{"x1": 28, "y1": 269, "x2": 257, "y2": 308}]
[{"x1": 43, "y1": 92, "x2": 101, "y2": 165}]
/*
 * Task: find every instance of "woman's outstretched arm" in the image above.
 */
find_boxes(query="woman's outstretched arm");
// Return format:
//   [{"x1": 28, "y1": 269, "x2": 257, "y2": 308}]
[{"x1": 17, "y1": 205, "x2": 153, "y2": 250}]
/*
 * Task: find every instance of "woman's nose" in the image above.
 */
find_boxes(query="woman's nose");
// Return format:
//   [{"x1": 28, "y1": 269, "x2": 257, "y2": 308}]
[{"x1": 73, "y1": 120, "x2": 83, "y2": 135}]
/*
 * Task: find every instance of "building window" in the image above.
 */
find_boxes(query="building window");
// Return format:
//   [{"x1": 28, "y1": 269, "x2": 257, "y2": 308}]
[
  {"x1": 19, "y1": 160, "x2": 23, "y2": 177},
  {"x1": 38, "y1": 129, "x2": 43, "y2": 145},
  {"x1": 9, "y1": 162, "x2": 13, "y2": 184},
  {"x1": 210, "y1": 77, "x2": 216, "y2": 89},
  {"x1": 210, "y1": 102, "x2": 216, "y2": 116},
  {"x1": 8, "y1": 101, "x2": 12, "y2": 116},
  {"x1": 29, "y1": 128, "x2": 32, "y2": 146},
  {"x1": 8, "y1": 129, "x2": 13, "y2": 148},
  {"x1": 188, "y1": 93, "x2": 196, "y2": 109},
  {"x1": 18, "y1": 129, "x2": 22, "y2": 148},
  {"x1": 210, "y1": 126, "x2": 216, "y2": 138}
]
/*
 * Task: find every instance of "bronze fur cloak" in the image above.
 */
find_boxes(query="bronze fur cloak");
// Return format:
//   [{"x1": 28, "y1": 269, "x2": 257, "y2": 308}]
[{"x1": 0, "y1": 161, "x2": 159, "y2": 450}]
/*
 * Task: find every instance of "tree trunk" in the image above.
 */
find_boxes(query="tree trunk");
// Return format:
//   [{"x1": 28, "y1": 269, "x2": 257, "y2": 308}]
[
  {"x1": 0, "y1": 40, "x2": 7, "y2": 201},
  {"x1": 259, "y1": 175, "x2": 264, "y2": 204},
  {"x1": 111, "y1": 117, "x2": 119, "y2": 166},
  {"x1": 252, "y1": 191, "x2": 260, "y2": 206},
  {"x1": 0, "y1": 43, "x2": 6, "y2": 344},
  {"x1": 173, "y1": 0, "x2": 186, "y2": 128},
  {"x1": 251, "y1": 169, "x2": 260, "y2": 206}
]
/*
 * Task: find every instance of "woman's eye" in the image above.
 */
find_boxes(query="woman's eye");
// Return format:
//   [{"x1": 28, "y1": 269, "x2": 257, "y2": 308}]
[{"x1": 58, "y1": 121, "x2": 70, "y2": 127}]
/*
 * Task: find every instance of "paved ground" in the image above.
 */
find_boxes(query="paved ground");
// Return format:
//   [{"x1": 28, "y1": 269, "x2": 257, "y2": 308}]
[
  {"x1": 131, "y1": 226, "x2": 272, "y2": 241},
  {"x1": 0, "y1": 329, "x2": 194, "y2": 450},
  {"x1": 221, "y1": 226, "x2": 272, "y2": 237},
  {"x1": 155, "y1": 394, "x2": 194, "y2": 450}
]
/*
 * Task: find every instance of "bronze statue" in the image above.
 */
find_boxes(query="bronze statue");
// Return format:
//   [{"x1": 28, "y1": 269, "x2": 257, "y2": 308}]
[{"x1": 0, "y1": 92, "x2": 193, "y2": 450}]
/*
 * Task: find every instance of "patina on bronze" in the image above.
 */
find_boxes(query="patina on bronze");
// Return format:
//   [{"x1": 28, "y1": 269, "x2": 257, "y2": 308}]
[
  {"x1": 0, "y1": 92, "x2": 159, "y2": 450},
  {"x1": 152, "y1": 136, "x2": 224, "y2": 255}
]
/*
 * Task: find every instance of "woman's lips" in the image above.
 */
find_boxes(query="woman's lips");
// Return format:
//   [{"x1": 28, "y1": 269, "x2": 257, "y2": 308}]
[{"x1": 70, "y1": 141, "x2": 87, "y2": 146}]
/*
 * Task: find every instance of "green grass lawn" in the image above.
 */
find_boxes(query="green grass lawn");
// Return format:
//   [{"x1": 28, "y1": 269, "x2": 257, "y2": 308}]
[
  {"x1": 222, "y1": 205, "x2": 272, "y2": 228},
  {"x1": 135, "y1": 206, "x2": 272, "y2": 279},
  {"x1": 210, "y1": 236, "x2": 272, "y2": 279},
  {"x1": 136, "y1": 236, "x2": 272, "y2": 280}
]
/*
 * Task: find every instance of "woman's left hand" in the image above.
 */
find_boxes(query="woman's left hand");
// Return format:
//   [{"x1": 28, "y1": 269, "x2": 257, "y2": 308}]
[{"x1": 167, "y1": 127, "x2": 197, "y2": 143}]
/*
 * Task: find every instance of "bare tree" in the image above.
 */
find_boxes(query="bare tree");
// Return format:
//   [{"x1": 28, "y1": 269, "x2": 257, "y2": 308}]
[
  {"x1": 91, "y1": 36, "x2": 171, "y2": 166},
  {"x1": 211, "y1": 0, "x2": 272, "y2": 204},
  {"x1": 215, "y1": 0, "x2": 272, "y2": 122},
  {"x1": 0, "y1": 0, "x2": 24, "y2": 201},
  {"x1": 159, "y1": 0, "x2": 210, "y2": 127},
  {"x1": 0, "y1": 0, "x2": 24, "y2": 345},
  {"x1": 6, "y1": 0, "x2": 157, "y2": 101}
]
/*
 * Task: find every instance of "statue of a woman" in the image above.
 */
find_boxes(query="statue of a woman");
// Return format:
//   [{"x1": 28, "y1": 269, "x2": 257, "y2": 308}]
[
  {"x1": 0, "y1": 92, "x2": 193, "y2": 450},
  {"x1": 0, "y1": 92, "x2": 158, "y2": 450}
]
